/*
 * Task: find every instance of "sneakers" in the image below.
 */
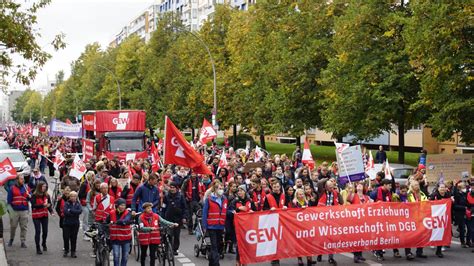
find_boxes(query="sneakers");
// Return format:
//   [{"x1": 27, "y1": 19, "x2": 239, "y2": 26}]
[
  {"x1": 416, "y1": 254, "x2": 428, "y2": 259},
  {"x1": 36, "y1": 246, "x2": 43, "y2": 255},
  {"x1": 7, "y1": 239, "x2": 13, "y2": 247},
  {"x1": 376, "y1": 255, "x2": 384, "y2": 261},
  {"x1": 436, "y1": 252, "x2": 444, "y2": 258},
  {"x1": 42, "y1": 244, "x2": 47, "y2": 252},
  {"x1": 90, "y1": 252, "x2": 96, "y2": 258},
  {"x1": 406, "y1": 253, "x2": 415, "y2": 261},
  {"x1": 328, "y1": 258, "x2": 337, "y2": 265},
  {"x1": 63, "y1": 251, "x2": 69, "y2": 257},
  {"x1": 71, "y1": 252, "x2": 77, "y2": 258},
  {"x1": 393, "y1": 251, "x2": 401, "y2": 258},
  {"x1": 441, "y1": 247, "x2": 446, "y2": 252},
  {"x1": 20, "y1": 242, "x2": 27, "y2": 248}
]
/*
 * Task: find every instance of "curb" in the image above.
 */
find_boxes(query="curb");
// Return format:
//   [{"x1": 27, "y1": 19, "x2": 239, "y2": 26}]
[{"x1": 0, "y1": 238, "x2": 8, "y2": 266}]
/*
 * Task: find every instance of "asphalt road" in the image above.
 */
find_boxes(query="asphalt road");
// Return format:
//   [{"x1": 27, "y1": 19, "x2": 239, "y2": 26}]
[{"x1": 1, "y1": 173, "x2": 474, "y2": 265}]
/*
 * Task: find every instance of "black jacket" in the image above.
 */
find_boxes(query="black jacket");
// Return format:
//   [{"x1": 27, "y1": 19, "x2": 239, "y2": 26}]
[
  {"x1": 453, "y1": 190, "x2": 468, "y2": 214},
  {"x1": 163, "y1": 191, "x2": 188, "y2": 224},
  {"x1": 63, "y1": 200, "x2": 82, "y2": 226}
]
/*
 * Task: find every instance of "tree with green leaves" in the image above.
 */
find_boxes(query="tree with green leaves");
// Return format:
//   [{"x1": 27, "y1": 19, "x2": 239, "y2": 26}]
[
  {"x1": 404, "y1": 2, "x2": 473, "y2": 144},
  {"x1": 320, "y1": 0, "x2": 422, "y2": 163},
  {"x1": 11, "y1": 89, "x2": 42, "y2": 122},
  {"x1": 0, "y1": 0, "x2": 65, "y2": 87}
]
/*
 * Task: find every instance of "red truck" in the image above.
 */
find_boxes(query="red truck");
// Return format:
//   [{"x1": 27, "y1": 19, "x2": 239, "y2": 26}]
[{"x1": 81, "y1": 110, "x2": 148, "y2": 162}]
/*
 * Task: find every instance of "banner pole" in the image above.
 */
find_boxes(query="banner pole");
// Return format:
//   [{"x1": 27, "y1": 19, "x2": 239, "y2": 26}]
[{"x1": 163, "y1": 116, "x2": 167, "y2": 165}]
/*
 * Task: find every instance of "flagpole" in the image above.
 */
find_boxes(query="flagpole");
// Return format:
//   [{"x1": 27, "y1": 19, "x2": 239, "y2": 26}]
[{"x1": 163, "y1": 116, "x2": 167, "y2": 165}]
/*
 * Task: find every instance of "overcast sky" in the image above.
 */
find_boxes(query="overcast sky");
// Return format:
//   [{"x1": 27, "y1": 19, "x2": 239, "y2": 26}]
[{"x1": 14, "y1": 0, "x2": 156, "y2": 91}]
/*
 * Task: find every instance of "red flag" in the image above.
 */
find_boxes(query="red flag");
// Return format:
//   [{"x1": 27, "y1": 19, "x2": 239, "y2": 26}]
[
  {"x1": 157, "y1": 139, "x2": 163, "y2": 151},
  {"x1": 53, "y1": 150, "x2": 66, "y2": 170},
  {"x1": 198, "y1": 118, "x2": 217, "y2": 145},
  {"x1": 218, "y1": 151, "x2": 228, "y2": 169},
  {"x1": 151, "y1": 141, "x2": 160, "y2": 173},
  {"x1": 164, "y1": 117, "x2": 212, "y2": 175},
  {"x1": 69, "y1": 154, "x2": 86, "y2": 179},
  {"x1": 302, "y1": 138, "x2": 315, "y2": 170},
  {"x1": 0, "y1": 158, "x2": 17, "y2": 186}
]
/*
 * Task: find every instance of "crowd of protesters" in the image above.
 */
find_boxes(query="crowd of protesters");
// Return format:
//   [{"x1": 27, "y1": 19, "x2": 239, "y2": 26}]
[{"x1": 2, "y1": 131, "x2": 474, "y2": 266}]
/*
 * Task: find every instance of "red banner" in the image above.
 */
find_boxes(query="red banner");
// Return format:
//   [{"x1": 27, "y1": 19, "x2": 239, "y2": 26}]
[
  {"x1": 95, "y1": 111, "x2": 145, "y2": 132},
  {"x1": 104, "y1": 151, "x2": 148, "y2": 163},
  {"x1": 235, "y1": 200, "x2": 452, "y2": 264},
  {"x1": 82, "y1": 139, "x2": 95, "y2": 162},
  {"x1": 0, "y1": 158, "x2": 17, "y2": 186}
]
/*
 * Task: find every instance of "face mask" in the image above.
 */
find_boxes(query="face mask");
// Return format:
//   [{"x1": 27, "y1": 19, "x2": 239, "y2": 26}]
[
  {"x1": 203, "y1": 179, "x2": 211, "y2": 184},
  {"x1": 217, "y1": 189, "x2": 224, "y2": 196}
]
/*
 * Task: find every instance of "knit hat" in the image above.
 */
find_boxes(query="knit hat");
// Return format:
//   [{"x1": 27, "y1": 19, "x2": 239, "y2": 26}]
[
  {"x1": 238, "y1": 185, "x2": 247, "y2": 193},
  {"x1": 115, "y1": 198, "x2": 126, "y2": 207}
]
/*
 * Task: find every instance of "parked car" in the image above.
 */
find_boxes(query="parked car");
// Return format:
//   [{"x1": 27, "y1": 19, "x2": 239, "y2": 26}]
[
  {"x1": 0, "y1": 149, "x2": 31, "y2": 177},
  {"x1": 0, "y1": 141, "x2": 9, "y2": 150},
  {"x1": 371, "y1": 163, "x2": 416, "y2": 186}
]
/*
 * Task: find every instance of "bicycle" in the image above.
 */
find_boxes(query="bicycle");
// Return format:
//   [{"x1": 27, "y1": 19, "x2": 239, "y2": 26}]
[
  {"x1": 86, "y1": 222, "x2": 111, "y2": 266},
  {"x1": 130, "y1": 212, "x2": 142, "y2": 262},
  {"x1": 157, "y1": 227, "x2": 175, "y2": 266}
]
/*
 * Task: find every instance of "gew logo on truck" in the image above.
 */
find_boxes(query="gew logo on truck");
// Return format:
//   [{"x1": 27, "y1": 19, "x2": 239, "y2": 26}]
[
  {"x1": 112, "y1": 113, "x2": 129, "y2": 130},
  {"x1": 245, "y1": 213, "x2": 283, "y2": 257},
  {"x1": 422, "y1": 203, "x2": 449, "y2": 241}
]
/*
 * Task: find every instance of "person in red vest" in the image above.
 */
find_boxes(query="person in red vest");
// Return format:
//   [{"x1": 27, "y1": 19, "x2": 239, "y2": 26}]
[
  {"x1": 138, "y1": 202, "x2": 178, "y2": 266},
  {"x1": 30, "y1": 181, "x2": 54, "y2": 254},
  {"x1": 466, "y1": 181, "x2": 474, "y2": 252},
  {"x1": 317, "y1": 178, "x2": 342, "y2": 265},
  {"x1": 202, "y1": 180, "x2": 228, "y2": 266},
  {"x1": 55, "y1": 186, "x2": 71, "y2": 229},
  {"x1": 106, "y1": 198, "x2": 132, "y2": 266},
  {"x1": 263, "y1": 181, "x2": 287, "y2": 265},
  {"x1": 374, "y1": 179, "x2": 396, "y2": 261},
  {"x1": 7, "y1": 175, "x2": 31, "y2": 248},
  {"x1": 108, "y1": 178, "x2": 123, "y2": 200},
  {"x1": 121, "y1": 174, "x2": 141, "y2": 209},
  {"x1": 93, "y1": 183, "x2": 115, "y2": 222},
  {"x1": 78, "y1": 171, "x2": 93, "y2": 236},
  {"x1": 230, "y1": 184, "x2": 255, "y2": 266},
  {"x1": 182, "y1": 172, "x2": 206, "y2": 234},
  {"x1": 292, "y1": 188, "x2": 316, "y2": 266},
  {"x1": 349, "y1": 182, "x2": 372, "y2": 263},
  {"x1": 249, "y1": 177, "x2": 266, "y2": 211}
]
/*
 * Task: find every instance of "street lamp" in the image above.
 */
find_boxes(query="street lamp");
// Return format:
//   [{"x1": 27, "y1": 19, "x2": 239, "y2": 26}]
[
  {"x1": 175, "y1": 26, "x2": 217, "y2": 127},
  {"x1": 96, "y1": 64, "x2": 122, "y2": 110}
]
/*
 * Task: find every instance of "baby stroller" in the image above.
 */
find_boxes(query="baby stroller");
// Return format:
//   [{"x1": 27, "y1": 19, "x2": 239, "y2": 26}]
[{"x1": 193, "y1": 209, "x2": 224, "y2": 260}]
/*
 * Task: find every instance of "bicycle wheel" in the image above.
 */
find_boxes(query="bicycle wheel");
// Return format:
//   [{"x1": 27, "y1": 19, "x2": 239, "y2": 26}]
[
  {"x1": 166, "y1": 237, "x2": 175, "y2": 266},
  {"x1": 101, "y1": 248, "x2": 110, "y2": 266},
  {"x1": 133, "y1": 230, "x2": 140, "y2": 261}
]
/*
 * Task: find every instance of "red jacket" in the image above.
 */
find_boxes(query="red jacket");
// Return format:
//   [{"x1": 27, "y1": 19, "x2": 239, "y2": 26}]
[
  {"x1": 352, "y1": 193, "x2": 370, "y2": 205},
  {"x1": 138, "y1": 213, "x2": 161, "y2": 245},
  {"x1": 318, "y1": 190, "x2": 340, "y2": 206},
  {"x1": 109, "y1": 187, "x2": 123, "y2": 201},
  {"x1": 252, "y1": 189, "x2": 266, "y2": 211},
  {"x1": 10, "y1": 186, "x2": 29, "y2": 208},
  {"x1": 265, "y1": 193, "x2": 286, "y2": 209},
  {"x1": 109, "y1": 210, "x2": 132, "y2": 242}
]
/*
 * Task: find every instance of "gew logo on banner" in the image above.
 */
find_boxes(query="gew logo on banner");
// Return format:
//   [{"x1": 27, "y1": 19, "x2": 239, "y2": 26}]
[
  {"x1": 423, "y1": 203, "x2": 449, "y2": 241},
  {"x1": 112, "y1": 113, "x2": 129, "y2": 130},
  {"x1": 245, "y1": 214, "x2": 283, "y2": 257}
]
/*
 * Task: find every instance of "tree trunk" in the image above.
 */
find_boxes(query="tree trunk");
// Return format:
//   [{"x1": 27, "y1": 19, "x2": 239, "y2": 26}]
[
  {"x1": 296, "y1": 136, "x2": 301, "y2": 149},
  {"x1": 259, "y1": 131, "x2": 266, "y2": 150},
  {"x1": 191, "y1": 127, "x2": 195, "y2": 140},
  {"x1": 337, "y1": 136, "x2": 343, "y2": 143},
  {"x1": 233, "y1": 124, "x2": 237, "y2": 150},
  {"x1": 398, "y1": 104, "x2": 405, "y2": 164}
]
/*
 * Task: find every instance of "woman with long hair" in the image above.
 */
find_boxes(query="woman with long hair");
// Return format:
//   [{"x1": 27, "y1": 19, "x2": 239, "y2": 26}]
[{"x1": 30, "y1": 181, "x2": 53, "y2": 254}]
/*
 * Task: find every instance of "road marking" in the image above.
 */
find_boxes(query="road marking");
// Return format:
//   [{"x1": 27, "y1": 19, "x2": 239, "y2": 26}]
[
  {"x1": 182, "y1": 264, "x2": 195, "y2": 266},
  {"x1": 176, "y1": 253, "x2": 185, "y2": 258},
  {"x1": 178, "y1": 258, "x2": 192, "y2": 263},
  {"x1": 451, "y1": 240, "x2": 461, "y2": 245},
  {"x1": 340, "y1": 252, "x2": 382, "y2": 266}
]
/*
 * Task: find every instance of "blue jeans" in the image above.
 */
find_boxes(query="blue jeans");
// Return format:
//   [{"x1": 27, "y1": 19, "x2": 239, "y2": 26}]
[{"x1": 112, "y1": 242, "x2": 130, "y2": 266}]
